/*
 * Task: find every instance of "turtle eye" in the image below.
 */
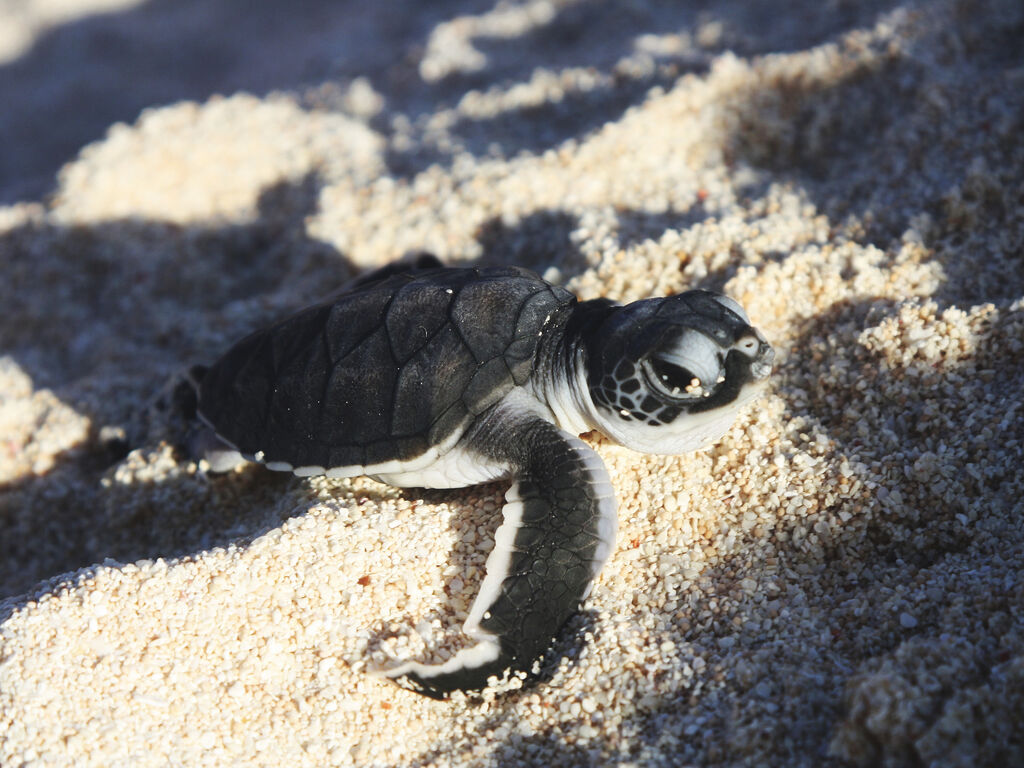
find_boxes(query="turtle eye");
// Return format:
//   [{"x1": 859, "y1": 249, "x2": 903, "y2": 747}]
[{"x1": 647, "y1": 358, "x2": 707, "y2": 399}]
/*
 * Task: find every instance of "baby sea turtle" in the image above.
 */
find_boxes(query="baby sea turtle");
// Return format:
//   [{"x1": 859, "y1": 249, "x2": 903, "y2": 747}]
[{"x1": 193, "y1": 259, "x2": 773, "y2": 699}]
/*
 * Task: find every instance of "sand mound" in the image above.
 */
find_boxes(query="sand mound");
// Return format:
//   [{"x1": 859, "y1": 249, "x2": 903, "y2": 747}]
[{"x1": 1, "y1": 1, "x2": 1021, "y2": 765}]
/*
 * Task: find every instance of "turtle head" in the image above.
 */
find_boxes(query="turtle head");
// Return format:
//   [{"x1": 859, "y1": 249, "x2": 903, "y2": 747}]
[{"x1": 580, "y1": 290, "x2": 773, "y2": 455}]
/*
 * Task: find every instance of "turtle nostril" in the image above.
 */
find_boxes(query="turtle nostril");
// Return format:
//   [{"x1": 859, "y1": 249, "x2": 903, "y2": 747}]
[{"x1": 751, "y1": 343, "x2": 774, "y2": 380}]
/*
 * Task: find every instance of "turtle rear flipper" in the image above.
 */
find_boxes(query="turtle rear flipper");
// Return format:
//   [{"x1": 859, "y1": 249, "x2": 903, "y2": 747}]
[{"x1": 380, "y1": 401, "x2": 617, "y2": 698}]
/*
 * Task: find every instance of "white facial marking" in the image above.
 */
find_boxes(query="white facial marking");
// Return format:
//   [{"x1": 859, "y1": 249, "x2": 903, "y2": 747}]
[{"x1": 594, "y1": 378, "x2": 768, "y2": 455}]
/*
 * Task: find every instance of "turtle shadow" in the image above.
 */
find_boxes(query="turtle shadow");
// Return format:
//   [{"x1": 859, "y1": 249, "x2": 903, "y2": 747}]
[
  {"x1": 0, "y1": 172, "x2": 354, "y2": 601},
  {"x1": 631, "y1": 293, "x2": 1024, "y2": 761},
  {"x1": 473, "y1": 209, "x2": 589, "y2": 282},
  {"x1": 362, "y1": 481, "x2": 509, "y2": 679},
  {"x1": 778, "y1": 295, "x2": 1022, "y2": 573}
]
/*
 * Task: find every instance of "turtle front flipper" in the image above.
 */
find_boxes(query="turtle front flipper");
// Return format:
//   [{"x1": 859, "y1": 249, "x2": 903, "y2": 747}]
[{"x1": 380, "y1": 408, "x2": 618, "y2": 698}]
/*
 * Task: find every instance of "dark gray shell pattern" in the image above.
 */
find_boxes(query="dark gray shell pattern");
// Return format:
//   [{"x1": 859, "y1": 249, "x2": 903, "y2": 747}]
[{"x1": 198, "y1": 266, "x2": 572, "y2": 472}]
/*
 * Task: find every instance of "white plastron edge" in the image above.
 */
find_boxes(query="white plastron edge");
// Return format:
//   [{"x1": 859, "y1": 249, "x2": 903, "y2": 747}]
[{"x1": 201, "y1": 425, "x2": 492, "y2": 489}]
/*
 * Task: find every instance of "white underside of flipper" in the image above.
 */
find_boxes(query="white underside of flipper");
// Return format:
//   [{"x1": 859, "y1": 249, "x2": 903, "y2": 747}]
[
  {"x1": 375, "y1": 438, "x2": 618, "y2": 686},
  {"x1": 462, "y1": 436, "x2": 618, "y2": 628},
  {"x1": 373, "y1": 394, "x2": 620, "y2": 689},
  {"x1": 373, "y1": 632, "x2": 502, "y2": 683},
  {"x1": 568, "y1": 437, "x2": 619, "y2": 590}
]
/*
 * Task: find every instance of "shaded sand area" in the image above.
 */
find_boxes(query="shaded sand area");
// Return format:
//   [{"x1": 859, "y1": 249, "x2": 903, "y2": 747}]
[{"x1": 1, "y1": 0, "x2": 1022, "y2": 765}]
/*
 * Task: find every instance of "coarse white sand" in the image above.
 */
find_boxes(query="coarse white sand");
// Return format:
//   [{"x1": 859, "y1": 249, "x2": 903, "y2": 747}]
[{"x1": 1, "y1": 1, "x2": 1022, "y2": 766}]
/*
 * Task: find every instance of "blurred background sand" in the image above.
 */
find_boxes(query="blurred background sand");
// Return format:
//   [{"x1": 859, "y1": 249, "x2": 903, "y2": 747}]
[{"x1": 1, "y1": 1, "x2": 1022, "y2": 765}]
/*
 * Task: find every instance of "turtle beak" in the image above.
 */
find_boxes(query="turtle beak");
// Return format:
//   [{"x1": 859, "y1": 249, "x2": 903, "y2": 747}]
[{"x1": 750, "y1": 334, "x2": 773, "y2": 381}]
